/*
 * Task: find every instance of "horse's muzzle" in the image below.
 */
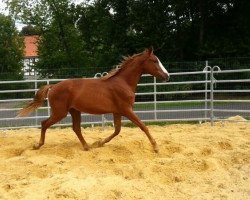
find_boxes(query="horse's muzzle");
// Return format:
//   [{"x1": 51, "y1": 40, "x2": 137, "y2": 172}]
[{"x1": 162, "y1": 73, "x2": 170, "y2": 82}]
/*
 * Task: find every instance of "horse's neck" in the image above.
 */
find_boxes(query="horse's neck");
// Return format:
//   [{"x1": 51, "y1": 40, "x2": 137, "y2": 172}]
[{"x1": 116, "y1": 61, "x2": 142, "y2": 92}]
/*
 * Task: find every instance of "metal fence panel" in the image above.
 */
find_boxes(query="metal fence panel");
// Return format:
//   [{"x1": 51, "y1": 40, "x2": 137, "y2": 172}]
[{"x1": 0, "y1": 68, "x2": 249, "y2": 129}]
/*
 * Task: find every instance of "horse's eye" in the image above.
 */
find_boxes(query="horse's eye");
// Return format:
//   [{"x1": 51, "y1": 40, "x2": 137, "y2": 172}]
[{"x1": 153, "y1": 60, "x2": 158, "y2": 63}]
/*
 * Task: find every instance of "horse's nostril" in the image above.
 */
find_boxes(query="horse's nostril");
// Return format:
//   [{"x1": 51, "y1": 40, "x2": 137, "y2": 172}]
[{"x1": 165, "y1": 73, "x2": 170, "y2": 81}]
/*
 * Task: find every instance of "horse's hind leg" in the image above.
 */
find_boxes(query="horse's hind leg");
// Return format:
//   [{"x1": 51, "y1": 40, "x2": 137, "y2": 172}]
[
  {"x1": 92, "y1": 114, "x2": 121, "y2": 148},
  {"x1": 69, "y1": 108, "x2": 89, "y2": 151},
  {"x1": 33, "y1": 114, "x2": 65, "y2": 149}
]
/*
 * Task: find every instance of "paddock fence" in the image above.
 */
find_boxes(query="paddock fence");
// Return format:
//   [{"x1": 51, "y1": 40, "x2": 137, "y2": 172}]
[{"x1": 0, "y1": 67, "x2": 249, "y2": 129}]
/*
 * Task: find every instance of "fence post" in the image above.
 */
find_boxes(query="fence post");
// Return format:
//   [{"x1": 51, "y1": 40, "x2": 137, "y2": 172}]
[
  {"x1": 35, "y1": 78, "x2": 38, "y2": 126},
  {"x1": 203, "y1": 64, "x2": 211, "y2": 123},
  {"x1": 210, "y1": 67, "x2": 214, "y2": 126},
  {"x1": 210, "y1": 66, "x2": 221, "y2": 126},
  {"x1": 154, "y1": 77, "x2": 157, "y2": 120},
  {"x1": 204, "y1": 61, "x2": 209, "y2": 122},
  {"x1": 94, "y1": 72, "x2": 108, "y2": 130},
  {"x1": 47, "y1": 80, "x2": 50, "y2": 117}
]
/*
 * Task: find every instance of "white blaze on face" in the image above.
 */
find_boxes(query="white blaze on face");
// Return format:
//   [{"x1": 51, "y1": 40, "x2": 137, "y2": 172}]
[{"x1": 156, "y1": 56, "x2": 169, "y2": 76}]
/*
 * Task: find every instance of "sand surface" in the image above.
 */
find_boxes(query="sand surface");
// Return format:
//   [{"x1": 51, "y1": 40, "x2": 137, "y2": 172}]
[{"x1": 0, "y1": 120, "x2": 250, "y2": 200}]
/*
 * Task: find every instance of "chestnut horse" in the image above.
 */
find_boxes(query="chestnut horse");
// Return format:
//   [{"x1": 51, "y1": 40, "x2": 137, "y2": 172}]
[{"x1": 18, "y1": 48, "x2": 169, "y2": 152}]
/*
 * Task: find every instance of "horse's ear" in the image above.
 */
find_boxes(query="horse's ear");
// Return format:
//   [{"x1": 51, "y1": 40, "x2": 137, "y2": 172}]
[{"x1": 145, "y1": 47, "x2": 154, "y2": 56}]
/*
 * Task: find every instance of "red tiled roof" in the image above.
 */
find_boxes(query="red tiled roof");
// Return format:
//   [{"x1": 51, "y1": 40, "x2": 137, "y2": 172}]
[{"x1": 24, "y1": 35, "x2": 39, "y2": 58}]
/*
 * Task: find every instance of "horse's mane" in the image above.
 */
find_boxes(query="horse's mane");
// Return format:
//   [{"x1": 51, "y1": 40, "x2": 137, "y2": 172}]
[{"x1": 101, "y1": 52, "x2": 143, "y2": 80}]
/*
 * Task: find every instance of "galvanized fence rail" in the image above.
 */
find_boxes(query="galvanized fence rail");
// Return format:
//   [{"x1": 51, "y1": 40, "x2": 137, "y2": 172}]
[{"x1": 0, "y1": 68, "x2": 249, "y2": 129}]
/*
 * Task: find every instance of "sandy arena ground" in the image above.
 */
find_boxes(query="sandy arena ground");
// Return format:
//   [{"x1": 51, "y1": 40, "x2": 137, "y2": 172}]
[{"x1": 0, "y1": 119, "x2": 250, "y2": 200}]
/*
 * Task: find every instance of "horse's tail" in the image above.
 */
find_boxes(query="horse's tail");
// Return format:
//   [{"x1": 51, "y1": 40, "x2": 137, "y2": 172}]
[{"x1": 17, "y1": 85, "x2": 53, "y2": 117}]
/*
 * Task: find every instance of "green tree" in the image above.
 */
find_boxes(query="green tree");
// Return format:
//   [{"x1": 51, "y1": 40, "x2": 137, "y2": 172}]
[
  {"x1": 20, "y1": 25, "x2": 41, "y2": 36},
  {"x1": 129, "y1": 0, "x2": 173, "y2": 58},
  {"x1": 5, "y1": 0, "x2": 250, "y2": 77},
  {"x1": 35, "y1": 0, "x2": 88, "y2": 78},
  {"x1": 0, "y1": 14, "x2": 24, "y2": 80},
  {"x1": 76, "y1": 0, "x2": 117, "y2": 70},
  {"x1": 6, "y1": 0, "x2": 89, "y2": 78}
]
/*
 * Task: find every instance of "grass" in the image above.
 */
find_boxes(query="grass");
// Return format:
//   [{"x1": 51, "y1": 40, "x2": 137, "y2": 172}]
[
  {"x1": 133, "y1": 102, "x2": 201, "y2": 110},
  {"x1": 122, "y1": 121, "x2": 198, "y2": 128},
  {"x1": 133, "y1": 101, "x2": 227, "y2": 110}
]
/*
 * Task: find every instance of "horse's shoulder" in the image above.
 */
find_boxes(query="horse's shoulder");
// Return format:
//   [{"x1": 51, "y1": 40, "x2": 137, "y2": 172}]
[{"x1": 110, "y1": 83, "x2": 135, "y2": 101}]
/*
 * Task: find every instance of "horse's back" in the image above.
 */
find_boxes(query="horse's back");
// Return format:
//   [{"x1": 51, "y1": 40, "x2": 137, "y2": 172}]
[{"x1": 49, "y1": 78, "x2": 114, "y2": 114}]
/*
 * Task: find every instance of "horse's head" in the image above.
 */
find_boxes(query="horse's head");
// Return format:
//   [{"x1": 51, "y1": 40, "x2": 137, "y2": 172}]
[{"x1": 141, "y1": 47, "x2": 170, "y2": 82}]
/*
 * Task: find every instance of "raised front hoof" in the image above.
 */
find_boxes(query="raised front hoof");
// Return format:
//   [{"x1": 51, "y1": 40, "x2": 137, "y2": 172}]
[
  {"x1": 33, "y1": 143, "x2": 42, "y2": 150},
  {"x1": 91, "y1": 140, "x2": 104, "y2": 148}
]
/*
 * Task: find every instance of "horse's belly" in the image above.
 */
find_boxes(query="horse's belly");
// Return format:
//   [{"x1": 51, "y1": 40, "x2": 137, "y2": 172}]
[
  {"x1": 76, "y1": 103, "x2": 114, "y2": 114},
  {"x1": 72, "y1": 92, "x2": 115, "y2": 114}
]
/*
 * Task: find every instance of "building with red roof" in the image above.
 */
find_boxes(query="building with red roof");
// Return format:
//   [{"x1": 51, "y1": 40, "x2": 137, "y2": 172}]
[
  {"x1": 23, "y1": 35, "x2": 39, "y2": 77},
  {"x1": 24, "y1": 35, "x2": 39, "y2": 58}
]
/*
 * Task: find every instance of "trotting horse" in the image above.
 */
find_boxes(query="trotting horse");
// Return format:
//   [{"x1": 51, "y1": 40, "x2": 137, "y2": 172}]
[{"x1": 17, "y1": 48, "x2": 170, "y2": 152}]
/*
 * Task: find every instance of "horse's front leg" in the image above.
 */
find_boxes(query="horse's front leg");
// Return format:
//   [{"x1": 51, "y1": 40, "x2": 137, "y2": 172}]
[
  {"x1": 124, "y1": 109, "x2": 159, "y2": 153},
  {"x1": 91, "y1": 114, "x2": 121, "y2": 148}
]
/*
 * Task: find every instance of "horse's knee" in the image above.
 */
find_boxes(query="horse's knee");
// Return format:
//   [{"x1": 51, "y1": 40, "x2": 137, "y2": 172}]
[
  {"x1": 114, "y1": 124, "x2": 121, "y2": 134},
  {"x1": 140, "y1": 126, "x2": 149, "y2": 133},
  {"x1": 41, "y1": 119, "x2": 47, "y2": 128}
]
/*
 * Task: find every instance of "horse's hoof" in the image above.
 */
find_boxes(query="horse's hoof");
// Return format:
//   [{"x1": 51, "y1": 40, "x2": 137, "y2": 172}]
[
  {"x1": 91, "y1": 140, "x2": 104, "y2": 148},
  {"x1": 33, "y1": 144, "x2": 41, "y2": 150},
  {"x1": 153, "y1": 146, "x2": 159, "y2": 153},
  {"x1": 83, "y1": 146, "x2": 90, "y2": 151}
]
